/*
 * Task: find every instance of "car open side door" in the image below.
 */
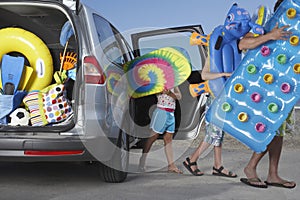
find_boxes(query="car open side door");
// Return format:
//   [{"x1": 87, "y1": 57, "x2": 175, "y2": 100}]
[{"x1": 130, "y1": 25, "x2": 208, "y2": 140}]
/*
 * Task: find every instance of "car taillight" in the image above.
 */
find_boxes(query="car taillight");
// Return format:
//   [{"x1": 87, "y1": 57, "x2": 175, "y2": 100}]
[
  {"x1": 84, "y1": 56, "x2": 105, "y2": 84},
  {"x1": 24, "y1": 150, "x2": 84, "y2": 156}
]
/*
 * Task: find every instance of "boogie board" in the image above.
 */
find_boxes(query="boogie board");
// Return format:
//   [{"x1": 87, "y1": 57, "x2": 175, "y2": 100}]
[
  {"x1": 123, "y1": 47, "x2": 191, "y2": 98},
  {"x1": 206, "y1": 0, "x2": 300, "y2": 153}
]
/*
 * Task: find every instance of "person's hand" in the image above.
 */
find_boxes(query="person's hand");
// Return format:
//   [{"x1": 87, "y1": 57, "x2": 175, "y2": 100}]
[
  {"x1": 222, "y1": 72, "x2": 232, "y2": 77},
  {"x1": 162, "y1": 89, "x2": 170, "y2": 94},
  {"x1": 269, "y1": 22, "x2": 292, "y2": 40}
]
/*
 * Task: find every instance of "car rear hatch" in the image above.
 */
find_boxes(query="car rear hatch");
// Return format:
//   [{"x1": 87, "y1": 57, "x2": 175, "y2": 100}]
[{"x1": 0, "y1": 0, "x2": 79, "y2": 132}]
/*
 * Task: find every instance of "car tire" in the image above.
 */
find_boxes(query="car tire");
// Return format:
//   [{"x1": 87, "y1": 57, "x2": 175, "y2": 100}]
[{"x1": 98, "y1": 129, "x2": 129, "y2": 183}]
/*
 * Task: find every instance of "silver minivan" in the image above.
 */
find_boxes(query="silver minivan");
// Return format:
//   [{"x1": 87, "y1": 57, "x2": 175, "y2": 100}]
[{"x1": 0, "y1": 0, "x2": 207, "y2": 183}]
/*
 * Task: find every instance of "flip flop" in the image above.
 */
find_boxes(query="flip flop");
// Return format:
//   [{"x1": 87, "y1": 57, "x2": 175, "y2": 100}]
[
  {"x1": 240, "y1": 177, "x2": 268, "y2": 188},
  {"x1": 182, "y1": 157, "x2": 204, "y2": 176},
  {"x1": 212, "y1": 166, "x2": 237, "y2": 178},
  {"x1": 265, "y1": 181, "x2": 296, "y2": 189}
]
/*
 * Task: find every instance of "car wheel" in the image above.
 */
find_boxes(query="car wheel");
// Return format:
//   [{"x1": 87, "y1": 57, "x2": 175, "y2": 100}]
[{"x1": 98, "y1": 129, "x2": 129, "y2": 183}]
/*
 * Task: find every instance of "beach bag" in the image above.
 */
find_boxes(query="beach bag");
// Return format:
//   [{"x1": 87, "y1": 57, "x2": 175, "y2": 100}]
[{"x1": 23, "y1": 84, "x2": 73, "y2": 126}]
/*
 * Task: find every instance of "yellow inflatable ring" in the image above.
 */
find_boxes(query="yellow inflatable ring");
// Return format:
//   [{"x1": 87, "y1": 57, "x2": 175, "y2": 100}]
[{"x1": 0, "y1": 27, "x2": 53, "y2": 91}]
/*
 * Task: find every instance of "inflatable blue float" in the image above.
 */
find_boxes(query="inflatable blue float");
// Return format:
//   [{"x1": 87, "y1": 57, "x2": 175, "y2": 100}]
[
  {"x1": 189, "y1": 3, "x2": 264, "y2": 97},
  {"x1": 206, "y1": 0, "x2": 300, "y2": 153}
]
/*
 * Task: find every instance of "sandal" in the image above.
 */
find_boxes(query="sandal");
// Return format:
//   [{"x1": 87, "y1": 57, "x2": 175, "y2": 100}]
[
  {"x1": 212, "y1": 166, "x2": 237, "y2": 178},
  {"x1": 183, "y1": 157, "x2": 204, "y2": 176},
  {"x1": 265, "y1": 180, "x2": 296, "y2": 189},
  {"x1": 240, "y1": 178, "x2": 268, "y2": 188}
]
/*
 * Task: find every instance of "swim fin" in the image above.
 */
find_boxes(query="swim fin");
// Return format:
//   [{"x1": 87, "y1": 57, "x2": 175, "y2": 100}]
[
  {"x1": 18, "y1": 66, "x2": 33, "y2": 91},
  {"x1": 1, "y1": 55, "x2": 25, "y2": 95}
]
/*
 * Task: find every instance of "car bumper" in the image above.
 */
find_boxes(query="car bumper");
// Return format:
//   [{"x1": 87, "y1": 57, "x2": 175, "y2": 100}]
[{"x1": 0, "y1": 135, "x2": 118, "y2": 162}]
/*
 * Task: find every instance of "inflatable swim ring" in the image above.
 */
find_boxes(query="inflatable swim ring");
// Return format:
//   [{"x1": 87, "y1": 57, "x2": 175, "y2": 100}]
[{"x1": 0, "y1": 27, "x2": 53, "y2": 91}]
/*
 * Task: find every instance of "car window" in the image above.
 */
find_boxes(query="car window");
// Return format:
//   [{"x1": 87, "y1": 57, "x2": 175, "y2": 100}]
[
  {"x1": 93, "y1": 14, "x2": 125, "y2": 66},
  {"x1": 137, "y1": 32, "x2": 203, "y2": 71}
]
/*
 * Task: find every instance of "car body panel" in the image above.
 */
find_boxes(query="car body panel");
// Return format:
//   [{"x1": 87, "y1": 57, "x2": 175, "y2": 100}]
[
  {"x1": 0, "y1": 0, "x2": 126, "y2": 162},
  {"x1": 0, "y1": 0, "x2": 208, "y2": 182}
]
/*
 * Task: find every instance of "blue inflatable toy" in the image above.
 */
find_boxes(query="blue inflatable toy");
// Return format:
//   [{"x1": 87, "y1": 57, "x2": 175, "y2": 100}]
[
  {"x1": 206, "y1": 0, "x2": 300, "y2": 153},
  {"x1": 189, "y1": 3, "x2": 264, "y2": 98}
]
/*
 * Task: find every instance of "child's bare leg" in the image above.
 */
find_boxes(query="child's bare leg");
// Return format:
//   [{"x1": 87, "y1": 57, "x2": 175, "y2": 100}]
[
  {"x1": 139, "y1": 131, "x2": 159, "y2": 170},
  {"x1": 185, "y1": 141, "x2": 210, "y2": 173},
  {"x1": 213, "y1": 145, "x2": 236, "y2": 176},
  {"x1": 164, "y1": 132, "x2": 182, "y2": 173}
]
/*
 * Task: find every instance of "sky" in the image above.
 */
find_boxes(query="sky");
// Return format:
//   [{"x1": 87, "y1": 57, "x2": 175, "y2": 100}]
[{"x1": 81, "y1": 0, "x2": 277, "y2": 34}]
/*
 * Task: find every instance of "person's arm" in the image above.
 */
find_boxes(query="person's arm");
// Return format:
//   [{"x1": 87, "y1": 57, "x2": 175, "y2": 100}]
[
  {"x1": 172, "y1": 86, "x2": 182, "y2": 100},
  {"x1": 239, "y1": 23, "x2": 291, "y2": 51},
  {"x1": 163, "y1": 87, "x2": 182, "y2": 100},
  {"x1": 201, "y1": 56, "x2": 232, "y2": 80}
]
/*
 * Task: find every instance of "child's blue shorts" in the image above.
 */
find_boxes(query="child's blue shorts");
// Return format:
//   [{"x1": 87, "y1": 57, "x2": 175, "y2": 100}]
[{"x1": 150, "y1": 108, "x2": 175, "y2": 134}]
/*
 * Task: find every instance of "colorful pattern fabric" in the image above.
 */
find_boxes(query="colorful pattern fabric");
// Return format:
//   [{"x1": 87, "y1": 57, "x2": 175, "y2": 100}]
[
  {"x1": 276, "y1": 108, "x2": 295, "y2": 136},
  {"x1": 123, "y1": 47, "x2": 191, "y2": 98},
  {"x1": 156, "y1": 89, "x2": 176, "y2": 110},
  {"x1": 204, "y1": 95, "x2": 225, "y2": 146},
  {"x1": 23, "y1": 84, "x2": 73, "y2": 126},
  {"x1": 23, "y1": 91, "x2": 45, "y2": 126}
]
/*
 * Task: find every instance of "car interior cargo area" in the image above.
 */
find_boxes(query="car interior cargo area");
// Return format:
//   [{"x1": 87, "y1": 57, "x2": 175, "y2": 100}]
[{"x1": 0, "y1": 4, "x2": 77, "y2": 130}]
